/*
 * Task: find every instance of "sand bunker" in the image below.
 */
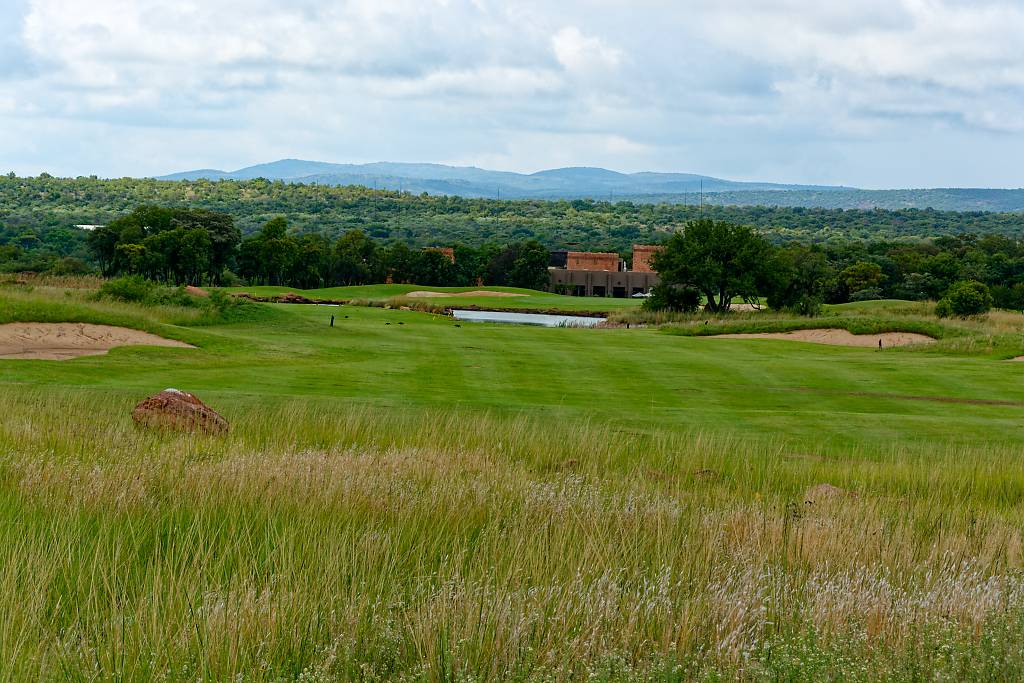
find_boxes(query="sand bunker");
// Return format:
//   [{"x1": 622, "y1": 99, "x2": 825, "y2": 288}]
[
  {"x1": 711, "y1": 328, "x2": 935, "y2": 348},
  {"x1": 0, "y1": 323, "x2": 194, "y2": 360},
  {"x1": 406, "y1": 290, "x2": 527, "y2": 298}
]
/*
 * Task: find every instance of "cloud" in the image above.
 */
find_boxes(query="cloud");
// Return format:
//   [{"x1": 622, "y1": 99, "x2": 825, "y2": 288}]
[
  {"x1": 693, "y1": 0, "x2": 1024, "y2": 132},
  {"x1": 0, "y1": 0, "x2": 1022, "y2": 187},
  {"x1": 552, "y1": 26, "x2": 623, "y2": 73}
]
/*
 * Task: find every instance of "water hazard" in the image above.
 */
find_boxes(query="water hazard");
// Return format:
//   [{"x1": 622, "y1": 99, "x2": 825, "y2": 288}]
[{"x1": 451, "y1": 310, "x2": 606, "y2": 328}]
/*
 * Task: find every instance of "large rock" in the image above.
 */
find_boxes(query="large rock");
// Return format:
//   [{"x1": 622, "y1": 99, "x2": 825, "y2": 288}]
[{"x1": 132, "y1": 389, "x2": 229, "y2": 435}]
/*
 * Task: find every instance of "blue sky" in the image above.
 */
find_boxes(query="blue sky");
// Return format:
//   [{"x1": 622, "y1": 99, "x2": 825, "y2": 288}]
[{"x1": 1, "y1": 0, "x2": 1022, "y2": 188}]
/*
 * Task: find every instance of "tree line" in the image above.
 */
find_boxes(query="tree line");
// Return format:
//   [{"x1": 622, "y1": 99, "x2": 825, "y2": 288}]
[
  {"x1": 2, "y1": 174, "x2": 1023, "y2": 259},
  {"x1": 84, "y1": 205, "x2": 551, "y2": 290},
  {"x1": 9, "y1": 201, "x2": 1024, "y2": 314},
  {"x1": 650, "y1": 219, "x2": 1024, "y2": 315}
]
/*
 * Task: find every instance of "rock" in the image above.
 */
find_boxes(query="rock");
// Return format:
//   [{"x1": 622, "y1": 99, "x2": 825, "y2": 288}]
[
  {"x1": 132, "y1": 388, "x2": 229, "y2": 435},
  {"x1": 804, "y1": 483, "x2": 856, "y2": 506}
]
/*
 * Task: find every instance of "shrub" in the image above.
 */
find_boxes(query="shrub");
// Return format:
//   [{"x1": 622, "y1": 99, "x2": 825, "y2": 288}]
[
  {"x1": 849, "y1": 287, "x2": 884, "y2": 302},
  {"x1": 936, "y1": 280, "x2": 992, "y2": 318},
  {"x1": 96, "y1": 276, "x2": 200, "y2": 308},
  {"x1": 96, "y1": 275, "x2": 156, "y2": 303},
  {"x1": 785, "y1": 295, "x2": 822, "y2": 317},
  {"x1": 643, "y1": 283, "x2": 701, "y2": 312}
]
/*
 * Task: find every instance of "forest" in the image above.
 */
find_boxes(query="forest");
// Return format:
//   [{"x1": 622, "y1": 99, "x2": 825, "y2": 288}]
[
  {"x1": 2, "y1": 174, "x2": 1024, "y2": 259},
  {"x1": 3, "y1": 174, "x2": 1024, "y2": 308},
  {"x1": 21, "y1": 204, "x2": 1023, "y2": 312}
]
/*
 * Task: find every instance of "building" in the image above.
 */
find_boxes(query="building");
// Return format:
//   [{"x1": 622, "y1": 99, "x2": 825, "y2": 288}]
[
  {"x1": 547, "y1": 246, "x2": 661, "y2": 298},
  {"x1": 566, "y1": 251, "x2": 622, "y2": 272},
  {"x1": 631, "y1": 244, "x2": 661, "y2": 273}
]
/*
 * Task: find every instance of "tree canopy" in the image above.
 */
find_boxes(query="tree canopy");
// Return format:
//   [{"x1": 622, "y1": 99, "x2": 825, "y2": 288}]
[{"x1": 651, "y1": 219, "x2": 774, "y2": 312}]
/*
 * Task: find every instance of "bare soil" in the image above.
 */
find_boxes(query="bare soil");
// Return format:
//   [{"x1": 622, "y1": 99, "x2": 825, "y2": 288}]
[
  {"x1": 711, "y1": 328, "x2": 935, "y2": 348},
  {"x1": 0, "y1": 323, "x2": 194, "y2": 360}
]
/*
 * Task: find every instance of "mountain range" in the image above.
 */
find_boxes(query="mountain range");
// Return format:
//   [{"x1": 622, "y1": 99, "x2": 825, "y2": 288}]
[{"x1": 157, "y1": 159, "x2": 1024, "y2": 212}]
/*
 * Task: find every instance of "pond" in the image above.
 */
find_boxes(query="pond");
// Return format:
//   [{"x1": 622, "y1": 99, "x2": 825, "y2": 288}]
[{"x1": 450, "y1": 310, "x2": 606, "y2": 328}]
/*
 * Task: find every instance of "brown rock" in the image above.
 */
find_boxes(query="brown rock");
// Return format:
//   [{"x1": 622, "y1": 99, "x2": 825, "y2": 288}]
[{"x1": 132, "y1": 389, "x2": 229, "y2": 435}]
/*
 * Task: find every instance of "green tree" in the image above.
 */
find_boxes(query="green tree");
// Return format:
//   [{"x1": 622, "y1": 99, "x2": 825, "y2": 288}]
[
  {"x1": 766, "y1": 245, "x2": 832, "y2": 315},
  {"x1": 508, "y1": 240, "x2": 549, "y2": 290},
  {"x1": 485, "y1": 240, "x2": 549, "y2": 290},
  {"x1": 642, "y1": 283, "x2": 701, "y2": 312},
  {"x1": 840, "y1": 261, "x2": 884, "y2": 294},
  {"x1": 936, "y1": 280, "x2": 993, "y2": 317},
  {"x1": 333, "y1": 230, "x2": 381, "y2": 285},
  {"x1": 650, "y1": 219, "x2": 773, "y2": 312}
]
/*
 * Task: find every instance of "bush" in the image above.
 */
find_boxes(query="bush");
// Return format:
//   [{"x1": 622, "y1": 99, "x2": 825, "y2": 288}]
[
  {"x1": 785, "y1": 295, "x2": 822, "y2": 317},
  {"x1": 96, "y1": 275, "x2": 156, "y2": 303},
  {"x1": 643, "y1": 284, "x2": 701, "y2": 313},
  {"x1": 94, "y1": 276, "x2": 256, "y2": 324},
  {"x1": 936, "y1": 280, "x2": 993, "y2": 318},
  {"x1": 96, "y1": 276, "x2": 201, "y2": 308},
  {"x1": 48, "y1": 257, "x2": 94, "y2": 276},
  {"x1": 849, "y1": 287, "x2": 884, "y2": 302}
]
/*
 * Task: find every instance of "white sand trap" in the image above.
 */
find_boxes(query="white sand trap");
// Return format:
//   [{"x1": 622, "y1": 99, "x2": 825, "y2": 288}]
[
  {"x1": 711, "y1": 328, "x2": 935, "y2": 348},
  {"x1": 0, "y1": 323, "x2": 194, "y2": 360},
  {"x1": 406, "y1": 290, "x2": 527, "y2": 298}
]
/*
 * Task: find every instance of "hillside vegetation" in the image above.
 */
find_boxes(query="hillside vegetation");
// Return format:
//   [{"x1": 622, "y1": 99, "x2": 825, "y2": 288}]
[{"x1": 2, "y1": 176, "x2": 1023, "y2": 264}]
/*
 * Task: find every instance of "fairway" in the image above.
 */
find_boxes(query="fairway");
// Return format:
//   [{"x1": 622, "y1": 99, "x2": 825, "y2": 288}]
[
  {"x1": 224, "y1": 283, "x2": 643, "y2": 313},
  {"x1": 3, "y1": 289, "x2": 1023, "y2": 450}
]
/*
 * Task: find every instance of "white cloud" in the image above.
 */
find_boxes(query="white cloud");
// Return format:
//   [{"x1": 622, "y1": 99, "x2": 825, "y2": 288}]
[
  {"x1": 552, "y1": 26, "x2": 623, "y2": 73},
  {"x1": 1, "y1": 0, "x2": 1022, "y2": 186}
]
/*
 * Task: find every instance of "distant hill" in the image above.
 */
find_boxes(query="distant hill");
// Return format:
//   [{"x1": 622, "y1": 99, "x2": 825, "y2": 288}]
[
  {"x1": 157, "y1": 159, "x2": 846, "y2": 197},
  {"x1": 155, "y1": 159, "x2": 1024, "y2": 212}
]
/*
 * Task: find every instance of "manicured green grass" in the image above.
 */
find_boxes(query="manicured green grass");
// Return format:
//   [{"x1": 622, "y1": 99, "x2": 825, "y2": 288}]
[
  {"x1": 222, "y1": 283, "x2": 643, "y2": 313},
  {"x1": 4, "y1": 285, "x2": 1024, "y2": 451},
  {"x1": 6, "y1": 284, "x2": 1024, "y2": 679}
]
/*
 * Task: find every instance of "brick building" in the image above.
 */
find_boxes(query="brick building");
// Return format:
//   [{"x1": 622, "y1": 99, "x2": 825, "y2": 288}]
[
  {"x1": 547, "y1": 246, "x2": 661, "y2": 298},
  {"x1": 566, "y1": 251, "x2": 622, "y2": 272},
  {"x1": 631, "y1": 244, "x2": 662, "y2": 273}
]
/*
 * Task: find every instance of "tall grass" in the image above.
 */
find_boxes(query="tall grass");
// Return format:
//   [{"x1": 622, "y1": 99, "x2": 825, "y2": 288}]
[{"x1": 1, "y1": 389, "x2": 1024, "y2": 680}]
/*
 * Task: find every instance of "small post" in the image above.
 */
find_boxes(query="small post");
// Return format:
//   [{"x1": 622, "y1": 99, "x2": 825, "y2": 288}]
[{"x1": 330, "y1": 315, "x2": 335, "y2": 327}]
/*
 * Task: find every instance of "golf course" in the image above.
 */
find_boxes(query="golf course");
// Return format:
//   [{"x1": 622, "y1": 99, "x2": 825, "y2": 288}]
[{"x1": 3, "y1": 278, "x2": 1024, "y2": 680}]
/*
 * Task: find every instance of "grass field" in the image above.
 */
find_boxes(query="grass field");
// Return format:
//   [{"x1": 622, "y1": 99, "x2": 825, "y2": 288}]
[
  {"x1": 4, "y1": 282, "x2": 1024, "y2": 679},
  {"x1": 223, "y1": 283, "x2": 643, "y2": 314}
]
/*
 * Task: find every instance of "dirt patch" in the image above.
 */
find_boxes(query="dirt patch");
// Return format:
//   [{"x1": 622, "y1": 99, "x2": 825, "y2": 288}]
[
  {"x1": 0, "y1": 323, "x2": 194, "y2": 360},
  {"x1": 406, "y1": 290, "x2": 527, "y2": 298},
  {"x1": 711, "y1": 328, "x2": 935, "y2": 348}
]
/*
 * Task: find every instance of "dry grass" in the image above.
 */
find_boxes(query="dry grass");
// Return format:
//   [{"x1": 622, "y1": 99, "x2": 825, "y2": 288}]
[{"x1": 0, "y1": 389, "x2": 1023, "y2": 680}]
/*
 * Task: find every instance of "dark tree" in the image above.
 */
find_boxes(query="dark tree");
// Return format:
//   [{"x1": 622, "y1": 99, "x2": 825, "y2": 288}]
[{"x1": 651, "y1": 219, "x2": 774, "y2": 312}]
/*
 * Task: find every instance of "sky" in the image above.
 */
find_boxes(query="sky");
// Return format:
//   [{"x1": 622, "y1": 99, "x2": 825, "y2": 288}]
[{"x1": 1, "y1": 0, "x2": 1023, "y2": 188}]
